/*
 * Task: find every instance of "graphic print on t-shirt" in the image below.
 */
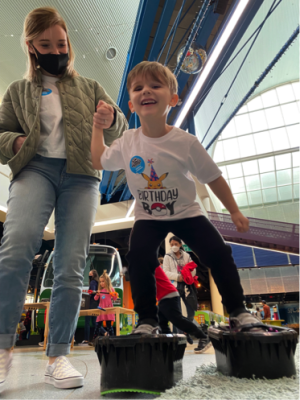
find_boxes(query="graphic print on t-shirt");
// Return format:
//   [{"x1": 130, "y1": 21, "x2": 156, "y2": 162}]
[{"x1": 134, "y1": 158, "x2": 179, "y2": 217}]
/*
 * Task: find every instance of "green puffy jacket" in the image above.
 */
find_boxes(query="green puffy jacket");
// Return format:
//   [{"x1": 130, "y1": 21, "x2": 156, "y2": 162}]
[{"x1": 0, "y1": 70, "x2": 128, "y2": 180}]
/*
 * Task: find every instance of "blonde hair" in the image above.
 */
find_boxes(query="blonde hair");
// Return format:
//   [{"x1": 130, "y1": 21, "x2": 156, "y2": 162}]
[
  {"x1": 99, "y1": 270, "x2": 112, "y2": 293},
  {"x1": 22, "y1": 7, "x2": 78, "y2": 82},
  {"x1": 127, "y1": 61, "x2": 178, "y2": 95}
]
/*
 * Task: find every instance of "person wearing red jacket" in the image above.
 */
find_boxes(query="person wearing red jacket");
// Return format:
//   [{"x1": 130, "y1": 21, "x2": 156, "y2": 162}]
[{"x1": 155, "y1": 266, "x2": 211, "y2": 354}]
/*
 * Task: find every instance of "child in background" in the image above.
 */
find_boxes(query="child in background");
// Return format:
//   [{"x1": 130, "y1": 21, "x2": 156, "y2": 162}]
[
  {"x1": 91, "y1": 61, "x2": 263, "y2": 335},
  {"x1": 155, "y1": 264, "x2": 210, "y2": 353},
  {"x1": 19, "y1": 318, "x2": 26, "y2": 340},
  {"x1": 92, "y1": 270, "x2": 118, "y2": 339}
]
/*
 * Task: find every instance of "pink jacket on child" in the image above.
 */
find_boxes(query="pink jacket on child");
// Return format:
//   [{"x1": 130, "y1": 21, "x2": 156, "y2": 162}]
[{"x1": 94, "y1": 288, "x2": 118, "y2": 322}]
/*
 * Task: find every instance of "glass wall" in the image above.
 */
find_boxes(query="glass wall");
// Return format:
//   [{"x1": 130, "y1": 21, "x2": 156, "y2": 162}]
[{"x1": 213, "y1": 82, "x2": 300, "y2": 222}]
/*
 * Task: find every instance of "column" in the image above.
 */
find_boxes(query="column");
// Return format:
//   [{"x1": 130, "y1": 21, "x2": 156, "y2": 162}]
[{"x1": 209, "y1": 269, "x2": 224, "y2": 316}]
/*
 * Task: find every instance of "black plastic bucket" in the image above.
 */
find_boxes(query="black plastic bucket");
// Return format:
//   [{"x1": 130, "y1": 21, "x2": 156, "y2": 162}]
[
  {"x1": 95, "y1": 334, "x2": 187, "y2": 395},
  {"x1": 208, "y1": 324, "x2": 298, "y2": 379}
]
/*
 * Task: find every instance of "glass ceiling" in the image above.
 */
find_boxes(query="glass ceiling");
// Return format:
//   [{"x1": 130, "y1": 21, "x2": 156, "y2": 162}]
[{"x1": 213, "y1": 82, "x2": 300, "y2": 211}]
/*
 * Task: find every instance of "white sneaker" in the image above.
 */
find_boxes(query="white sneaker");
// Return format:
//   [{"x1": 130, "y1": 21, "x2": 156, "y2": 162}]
[
  {"x1": 131, "y1": 324, "x2": 160, "y2": 335},
  {"x1": 0, "y1": 349, "x2": 13, "y2": 394},
  {"x1": 38, "y1": 341, "x2": 44, "y2": 347},
  {"x1": 78, "y1": 340, "x2": 89, "y2": 346},
  {"x1": 44, "y1": 356, "x2": 84, "y2": 389}
]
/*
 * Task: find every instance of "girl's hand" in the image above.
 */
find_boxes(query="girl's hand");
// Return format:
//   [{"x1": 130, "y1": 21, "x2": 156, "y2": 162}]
[
  {"x1": 230, "y1": 211, "x2": 249, "y2": 233},
  {"x1": 13, "y1": 136, "x2": 26, "y2": 154},
  {"x1": 94, "y1": 101, "x2": 114, "y2": 129}
]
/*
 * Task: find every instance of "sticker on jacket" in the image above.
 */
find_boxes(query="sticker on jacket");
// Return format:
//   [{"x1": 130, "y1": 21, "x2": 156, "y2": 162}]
[
  {"x1": 136, "y1": 158, "x2": 178, "y2": 217},
  {"x1": 42, "y1": 88, "x2": 52, "y2": 96}
]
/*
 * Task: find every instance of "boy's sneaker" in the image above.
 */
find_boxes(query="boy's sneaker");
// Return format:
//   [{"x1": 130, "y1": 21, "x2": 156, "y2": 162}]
[
  {"x1": 229, "y1": 312, "x2": 266, "y2": 332},
  {"x1": 38, "y1": 341, "x2": 44, "y2": 347},
  {"x1": 131, "y1": 324, "x2": 160, "y2": 335},
  {"x1": 44, "y1": 356, "x2": 84, "y2": 389},
  {"x1": 0, "y1": 349, "x2": 13, "y2": 393},
  {"x1": 194, "y1": 338, "x2": 212, "y2": 354}
]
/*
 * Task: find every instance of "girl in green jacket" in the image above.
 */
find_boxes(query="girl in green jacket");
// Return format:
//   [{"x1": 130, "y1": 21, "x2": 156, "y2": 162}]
[{"x1": 0, "y1": 6, "x2": 127, "y2": 393}]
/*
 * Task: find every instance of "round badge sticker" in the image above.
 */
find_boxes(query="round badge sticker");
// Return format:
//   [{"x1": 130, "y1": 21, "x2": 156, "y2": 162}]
[
  {"x1": 129, "y1": 156, "x2": 145, "y2": 174},
  {"x1": 42, "y1": 88, "x2": 52, "y2": 96}
]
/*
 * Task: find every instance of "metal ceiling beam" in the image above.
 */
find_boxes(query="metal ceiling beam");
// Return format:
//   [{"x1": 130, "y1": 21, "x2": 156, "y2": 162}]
[
  {"x1": 205, "y1": 25, "x2": 299, "y2": 150},
  {"x1": 175, "y1": 5, "x2": 221, "y2": 95},
  {"x1": 167, "y1": 2, "x2": 221, "y2": 126},
  {"x1": 117, "y1": 0, "x2": 161, "y2": 116},
  {"x1": 148, "y1": 0, "x2": 177, "y2": 61},
  {"x1": 103, "y1": 0, "x2": 160, "y2": 202},
  {"x1": 177, "y1": 0, "x2": 264, "y2": 131}
]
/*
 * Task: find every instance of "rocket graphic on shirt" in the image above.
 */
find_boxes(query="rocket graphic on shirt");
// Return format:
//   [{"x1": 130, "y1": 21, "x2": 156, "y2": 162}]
[{"x1": 135, "y1": 159, "x2": 178, "y2": 217}]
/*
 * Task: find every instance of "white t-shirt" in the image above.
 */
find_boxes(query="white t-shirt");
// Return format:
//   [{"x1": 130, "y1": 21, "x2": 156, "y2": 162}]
[
  {"x1": 37, "y1": 75, "x2": 66, "y2": 158},
  {"x1": 101, "y1": 127, "x2": 222, "y2": 221}
]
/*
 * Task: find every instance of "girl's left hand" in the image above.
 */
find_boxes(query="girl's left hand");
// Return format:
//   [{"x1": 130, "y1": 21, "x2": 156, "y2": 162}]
[{"x1": 94, "y1": 100, "x2": 114, "y2": 129}]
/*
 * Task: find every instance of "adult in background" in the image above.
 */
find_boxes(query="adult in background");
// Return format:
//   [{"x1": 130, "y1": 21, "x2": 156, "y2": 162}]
[
  {"x1": 261, "y1": 300, "x2": 271, "y2": 320},
  {"x1": 0, "y1": 7, "x2": 127, "y2": 392},
  {"x1": 24, "y1": 310, "x2": 32, "y2": 340},
  {"x1": 81, "y1": 269, "x2": 99, "y2": 345},
  {"x1": 163, "y1": 236, "x2": 196, "y2": 323}
]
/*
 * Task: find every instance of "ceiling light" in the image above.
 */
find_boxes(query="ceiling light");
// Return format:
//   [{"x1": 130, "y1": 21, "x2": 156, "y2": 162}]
[
  {"x1": 126, "y1": 200, "x2": 136, "y2": 218},
  {"x1": 174, "y1": 0, "x2": 250, "y2": 128},
  {"x1": 106, "y1": 47, "x2": 117, "y2": 60}
]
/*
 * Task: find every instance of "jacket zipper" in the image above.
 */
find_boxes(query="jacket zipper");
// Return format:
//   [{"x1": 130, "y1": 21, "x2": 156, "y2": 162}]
[{"x1": 56, "y1": 80, "x2": 69, "y2": 172}]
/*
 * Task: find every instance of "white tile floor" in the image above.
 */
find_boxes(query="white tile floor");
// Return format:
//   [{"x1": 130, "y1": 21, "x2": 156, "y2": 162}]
[{"x1": 2, "y1": 344, "x2": 215, "y2": 399}]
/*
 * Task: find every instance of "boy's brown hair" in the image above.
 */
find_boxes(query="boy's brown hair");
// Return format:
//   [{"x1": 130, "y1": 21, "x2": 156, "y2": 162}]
[{"x1": 127, "y1": 61, "x2": 178, "y2": 95}]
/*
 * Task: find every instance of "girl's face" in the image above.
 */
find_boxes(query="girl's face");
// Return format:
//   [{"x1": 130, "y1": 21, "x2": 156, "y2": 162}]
[
  {"x1": 27, "y1": 24, "x2": 68, "y2": 56},
  {"x1": 170, "y1": 240, "x2": 181, "y2": 248},
  {"x1": 99, "y1": 278, "x2": 106, "y2": 288}
]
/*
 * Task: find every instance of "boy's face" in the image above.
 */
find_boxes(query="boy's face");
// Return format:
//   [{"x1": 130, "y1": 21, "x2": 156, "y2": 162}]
[{"x1": 128, "y1": 74, "x2": 178, "y2": 121}]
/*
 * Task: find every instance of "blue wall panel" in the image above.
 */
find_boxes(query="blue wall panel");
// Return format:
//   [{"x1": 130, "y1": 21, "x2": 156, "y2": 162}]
[
  {"x1": 254, "y1": 248, "x2": 289, "y2": 267},
  {"x1": 229, "y1": 244, "x2": 254, "y2": 268},
  {"x1": 290, "y1": 254, "x2": 300, "y2": 265}
]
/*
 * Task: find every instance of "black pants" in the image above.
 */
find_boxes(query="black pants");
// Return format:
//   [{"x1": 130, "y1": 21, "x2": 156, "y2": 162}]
[
  {"x1": 159, "y1": 296, "x2": 206, "y2": 339},
  {"x1": 93, "y1": 321, "x2": 112, "y2": 338},
  {"x1": 126, "y1": 216, "x2": 244, "y2": 325}
]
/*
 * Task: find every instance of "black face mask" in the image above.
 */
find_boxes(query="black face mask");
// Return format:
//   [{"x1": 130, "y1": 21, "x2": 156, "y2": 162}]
[
  {"x1": 33, "y1": 45, "x2": 69, "y2": 76},
  {"x1": 89, "y1": 276, "x2": 92, "y2": 282}
]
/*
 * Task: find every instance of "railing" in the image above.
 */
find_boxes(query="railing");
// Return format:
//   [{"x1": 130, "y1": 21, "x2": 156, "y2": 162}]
[{"x1": 207, "y1": 212, "x2": 299, "y2": 252}]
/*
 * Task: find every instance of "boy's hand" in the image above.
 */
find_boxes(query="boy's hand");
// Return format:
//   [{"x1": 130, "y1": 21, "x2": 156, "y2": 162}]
[
  {"x1": 230, "y1": 211, "x2": 249, "y2": 233},
  {"x1": 94, "y1": 100, "x2": 114, "y2": 129}
]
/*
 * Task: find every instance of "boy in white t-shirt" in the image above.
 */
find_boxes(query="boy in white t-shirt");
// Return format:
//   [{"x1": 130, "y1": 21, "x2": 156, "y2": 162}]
[{"x1": 91, "y1": 61, "x2": 263, "y2": 335}]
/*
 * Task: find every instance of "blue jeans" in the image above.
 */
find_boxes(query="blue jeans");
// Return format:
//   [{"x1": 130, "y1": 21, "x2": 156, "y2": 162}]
[{"x1": 0, "y1": 155, "x2": 99, "y2": 356}]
